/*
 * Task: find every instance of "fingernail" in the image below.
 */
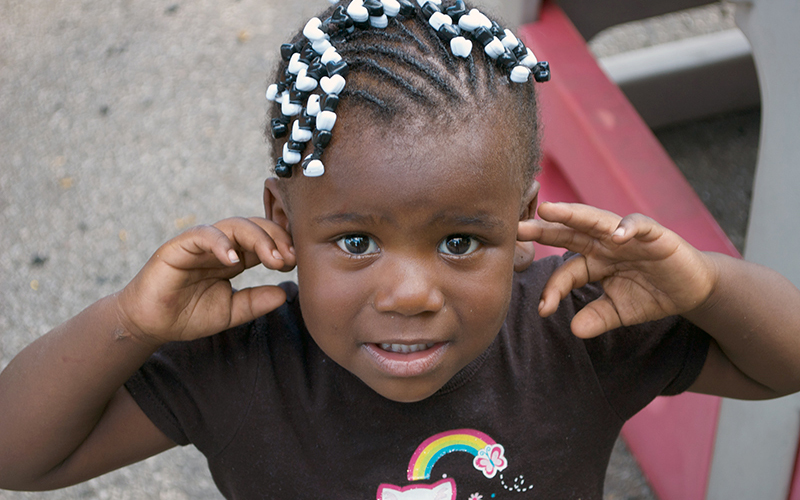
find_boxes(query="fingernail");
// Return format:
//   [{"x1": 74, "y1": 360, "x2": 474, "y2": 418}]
[
  {"x1": 613, "y1": 227, "x2": 625, "y2": 238},
  {"x1": 272, "y1": 249, "x2": 284, "y2": 261},
  {"x1": 228, "y1": 249, "x2": 240, "y2": 264},
  {"x1": 538, "y1": 299, "x2": 545, "y2": 311},
  {"x1": 289, "y1": 246, "x2": 296, "y2": 255}
]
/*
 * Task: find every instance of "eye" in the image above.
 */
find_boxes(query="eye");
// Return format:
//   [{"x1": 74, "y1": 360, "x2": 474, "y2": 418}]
[
  {"x1": 438, "y1": 235, "x2": 480, "y2": 256},
  {"x1": 336, "y1": 234, "x2": 379, "y2": 255}
]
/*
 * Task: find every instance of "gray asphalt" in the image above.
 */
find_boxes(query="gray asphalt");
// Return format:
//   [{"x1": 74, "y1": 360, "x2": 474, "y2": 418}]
[{"x1": 0, "y1": 1, "x2": 755, "y2": 498}]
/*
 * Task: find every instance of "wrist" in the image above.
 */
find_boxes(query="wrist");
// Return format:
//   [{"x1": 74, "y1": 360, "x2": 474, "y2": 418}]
[{"x1": 110, "y1": 292, "x2": 169, "y2": 350}]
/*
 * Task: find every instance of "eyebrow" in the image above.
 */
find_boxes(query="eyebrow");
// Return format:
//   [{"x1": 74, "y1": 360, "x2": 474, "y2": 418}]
[
  {"x1": 312, "y1": 211, "x2": 507, "y2": 231},
  {"x1": 429, "y1": 212, "x2": 507, "y2": 231}
]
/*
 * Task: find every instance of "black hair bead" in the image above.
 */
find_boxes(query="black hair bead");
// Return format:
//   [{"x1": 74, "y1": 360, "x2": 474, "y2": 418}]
[
  {"x1": 289, "y1": 87, "x2": 309, "y2": 104},
  {"x1": 436, "y1": 24, "x2": 460, "y2": 41},
  {"x1": 271, "y1": 118, "x2": 289, "y2": 139},
  {"x1": 512, "y1": 41, "x2": 527, "y2": 59},
  {"x1": 307, "y1": 61, "x2": 327, "y2": 81},
  {"x1": 325, "y1": 60, "x2": 349, "y2": 78},
  {"x1": 420, "y1": 2, "x2": 441, "y2": 20},
  {"x1": 396, "y1": 0, "x2": 415, "y2": 17},
  {"x1": 287, "y1": 140, "x2": 306, "y2": 152},
  {"x1": 313, "y1": 129, "x2": 333, "y2": 148},
  {"x1": 299, "y1": 111, "x2": 316, "y2": 129},
  {"x1": 363, "y1": 0, "x2": 384, "y2": 17},
  {"x1": 299, "y1": 44, "x2": 318, "y2": 65},
  {"x1": 496, "y1": 50, "x2": 517, "y2": 71},
  {"x1": 490, "y1": 21, "x2": 504, "y2": 38},
  {"x1": 276, "y1": 80, "x2": 288, "y2": 94},
  {"x1": 275, "y1": 158, "x2": 293, "y2": 178},
  {"x1": 280, "y1": 43, "x2": 297, "y2": 62},
  {"x1": 533, "y1": 61, "x2": 551, "y2": 82},
  {"x1": 473, "y1": 26, "x2": 494, "y2": 46},
  {"x1": 321, "y1": 93, "x2": 340, "y2": 112},
  {"x1": 445, "y1": 0, "x2": 467, "y2": 22}
]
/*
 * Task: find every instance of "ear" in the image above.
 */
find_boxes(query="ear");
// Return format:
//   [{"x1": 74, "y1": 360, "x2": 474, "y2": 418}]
[
  {"x1": 263, "y1": 177, "x2": 291, "y2": 233},
  {"x1": 514, "y1": 180, "x2": 540, "y2": 272}
]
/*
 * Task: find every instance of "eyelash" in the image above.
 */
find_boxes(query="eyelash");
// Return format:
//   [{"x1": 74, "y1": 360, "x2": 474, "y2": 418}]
[{"x1": 334, "y1": 234, "x2": 482, "y2": 258}]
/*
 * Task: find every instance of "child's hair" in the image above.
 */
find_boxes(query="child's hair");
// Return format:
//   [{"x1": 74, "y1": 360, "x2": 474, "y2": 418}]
[{"x1": 264, "y1": 0, "x2": 547, "y2": 190}]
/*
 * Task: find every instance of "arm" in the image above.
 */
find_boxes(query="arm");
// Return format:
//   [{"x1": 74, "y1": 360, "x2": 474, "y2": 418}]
[
  {"x1": 0, "y1": 217, "x2": 295, "y2": 490},
  {"x1": 520, "y1": 202, "x2": 800, "y2": 400}
]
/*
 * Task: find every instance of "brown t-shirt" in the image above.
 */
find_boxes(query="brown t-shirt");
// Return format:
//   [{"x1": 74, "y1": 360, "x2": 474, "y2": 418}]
[{"x1": 126, "y1": 255, "x2": 709, "y2": 499}]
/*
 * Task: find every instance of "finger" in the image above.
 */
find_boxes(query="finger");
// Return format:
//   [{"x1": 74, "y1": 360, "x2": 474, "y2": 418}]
[
  {"x1": 570, "y1": 294, "x2": 624, "y2": 339},
  {"x1": 229, "y1": 285, "x2": 288, "y2": 327},
  {"x1": 537, "y1": 202, "x2": 623, "y2": 240},
  {"x1": 214, "y1": 218, "x2": 293, "y2": 271},
  {"x1": 162, "y1": 224, "x2": 242, "y2": 269},
  {"x1": 538, "y1": 254, "x2": 592, "y2": 317},
  {"x1": 518, "y1": 219, "x2": 597, "y2": 255},
  {"x1": 611, "y1": 213, "x2": 665, "y2": 245},
  {"x1": 246, "y1": 217, "x2": 296, "y2": 270}
]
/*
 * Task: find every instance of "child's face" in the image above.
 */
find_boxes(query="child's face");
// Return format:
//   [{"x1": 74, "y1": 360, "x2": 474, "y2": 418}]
[{"x1": 272, "y1": 113, "x2": 533, "y2": 402}]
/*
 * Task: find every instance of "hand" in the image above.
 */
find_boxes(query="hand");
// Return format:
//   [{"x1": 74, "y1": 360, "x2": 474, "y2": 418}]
[
  {"x1": 519, "y1": 202, "x2": 718, "y2": 338},
  {"x1": 115, "y1": 217, "x2": 296, "y2": 346}
]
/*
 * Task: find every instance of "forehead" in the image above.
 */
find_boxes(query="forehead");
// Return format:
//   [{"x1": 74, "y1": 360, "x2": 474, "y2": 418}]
[{"x1": 283, "y1": 107, "x2": 525, "y2": 214}]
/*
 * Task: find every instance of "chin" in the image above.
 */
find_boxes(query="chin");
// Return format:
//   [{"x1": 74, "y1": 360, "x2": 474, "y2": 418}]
[{"x1": 368, "y1": 380, "x2": 445, "y2": 404}]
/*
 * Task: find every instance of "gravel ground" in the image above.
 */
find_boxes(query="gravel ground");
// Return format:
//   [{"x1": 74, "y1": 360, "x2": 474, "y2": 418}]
[{"x1": 0, "y1": 1, "x2": 756, "y2": 498}]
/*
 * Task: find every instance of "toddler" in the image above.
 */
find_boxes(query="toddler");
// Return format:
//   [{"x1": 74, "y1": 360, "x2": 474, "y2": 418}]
[{"x1": 2, "y1": 0, "x2": 800, "y2": 498}]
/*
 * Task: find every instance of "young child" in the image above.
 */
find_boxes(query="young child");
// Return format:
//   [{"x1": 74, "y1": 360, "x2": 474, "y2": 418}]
[{"x1": 2, "y1": 0, "x2": 800, "y2": 498}]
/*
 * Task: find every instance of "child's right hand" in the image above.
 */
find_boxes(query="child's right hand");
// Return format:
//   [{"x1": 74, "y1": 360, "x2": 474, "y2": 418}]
[{"x1": 116, "y1": 217, "x2": 295, "y2": 347}]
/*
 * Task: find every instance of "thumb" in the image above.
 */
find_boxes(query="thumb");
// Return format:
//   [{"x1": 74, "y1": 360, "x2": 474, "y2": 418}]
[
  {"x1": 229, "y1": 285, "x2": 288, "y2": 327},
  {"x1": 570, "y1": 294, "x2": 623, "y2": 339}
]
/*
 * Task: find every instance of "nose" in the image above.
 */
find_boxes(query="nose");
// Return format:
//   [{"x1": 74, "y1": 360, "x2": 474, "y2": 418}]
[{"x1": 372, "y1": 258, "x2": 445, "y2": 316}]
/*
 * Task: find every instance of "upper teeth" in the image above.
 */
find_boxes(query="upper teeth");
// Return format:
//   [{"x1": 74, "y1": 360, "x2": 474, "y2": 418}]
[{"x1": 380, "y1": 343, "x2": 435, "y2": 353}]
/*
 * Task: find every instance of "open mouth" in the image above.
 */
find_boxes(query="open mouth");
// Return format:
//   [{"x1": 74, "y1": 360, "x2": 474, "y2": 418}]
[
  {"x1": 365, "y1": 342, "x2": 448, "y2": 378},
  {"x1": 379, "y1": 342, "x2": 436, "y2": 354}
]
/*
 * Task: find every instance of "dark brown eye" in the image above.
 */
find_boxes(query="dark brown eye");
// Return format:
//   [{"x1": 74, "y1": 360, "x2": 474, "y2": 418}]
[
  {"x1": 336, "y1": 234, "x2": 379, "y2": 255},
  {"x1": 439, "y1": 235, "x2": 479, "y2": 256}
]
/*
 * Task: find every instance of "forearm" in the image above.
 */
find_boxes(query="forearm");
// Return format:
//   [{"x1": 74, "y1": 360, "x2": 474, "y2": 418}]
[
  {"x1": 0, "y1": 294, "x2": 160, "y2": 488},
  {"x1": 683, "y1": 253, "x2": 800, "y2": 396}
]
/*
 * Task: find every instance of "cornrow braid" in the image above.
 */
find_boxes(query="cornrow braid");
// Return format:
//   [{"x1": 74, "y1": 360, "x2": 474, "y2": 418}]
[{"x1": 265, "y1": 0, "x2": 550, "y2": 181}]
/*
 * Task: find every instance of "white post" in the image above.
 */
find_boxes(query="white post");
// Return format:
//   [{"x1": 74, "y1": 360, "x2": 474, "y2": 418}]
[{"x1": 707, "y1": 0, "x2": 800, "y2": 498}]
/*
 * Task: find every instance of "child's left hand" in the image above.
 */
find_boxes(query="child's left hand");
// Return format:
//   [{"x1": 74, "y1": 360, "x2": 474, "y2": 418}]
[{"x1": 519, "y1": 202, "x2": 718, "y2": 339}]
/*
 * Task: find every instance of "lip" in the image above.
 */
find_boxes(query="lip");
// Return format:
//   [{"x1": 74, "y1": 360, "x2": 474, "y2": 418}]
[{"x1": 363, "y1": 342, "x2": 448, "y2": 378}]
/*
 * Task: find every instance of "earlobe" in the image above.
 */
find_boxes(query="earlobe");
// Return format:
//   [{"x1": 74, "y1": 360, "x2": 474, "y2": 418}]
[
  {"x1": 514, "y1": 180, "x2": 540, "y2": 272},
  {"x1": 263, "y1": 177, "x2": 291, "y2": 233}
]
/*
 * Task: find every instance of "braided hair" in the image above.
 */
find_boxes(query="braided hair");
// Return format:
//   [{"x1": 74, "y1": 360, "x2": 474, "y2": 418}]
[{"x1": 265, "y1": 0, "x2": 548, "y2": 189}]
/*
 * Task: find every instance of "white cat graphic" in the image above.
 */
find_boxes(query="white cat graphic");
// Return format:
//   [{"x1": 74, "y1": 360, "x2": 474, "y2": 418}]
[{"x1": 376, "y1": 477, "x2": 457, "y2": 500}]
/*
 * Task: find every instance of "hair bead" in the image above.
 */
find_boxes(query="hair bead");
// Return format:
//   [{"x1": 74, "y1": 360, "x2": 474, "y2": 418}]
[{"x1": 268, "y1": 0, "x2": 550, "y2": 179}]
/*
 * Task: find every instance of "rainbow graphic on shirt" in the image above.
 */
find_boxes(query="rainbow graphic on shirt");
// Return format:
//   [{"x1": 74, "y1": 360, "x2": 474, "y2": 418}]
[{"x1": 406, "y1": 429, "x2": 500, "y2": 481}]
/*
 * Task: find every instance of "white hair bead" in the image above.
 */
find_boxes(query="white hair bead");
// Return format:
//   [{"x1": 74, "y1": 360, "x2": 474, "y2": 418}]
[
  {"x1": 428, "y1": 12, "x2": 452, "y2": 31},
  {"x1": 287, "y1": 53, "x2": 308, "y2": 75},
  {"x1": 316, "y1": 110, "x2": 338, "y2": 131},
  {"x1": 321, "y1": 47, "x2": 342, "y2": 65},
  {"x1": 501, "y1": 29, "x2": 519, "y2": 50},
  {"x1": 307, "y1": 94, "x2": 321, "y2": 116},
  {"x1": 265, "y1": 84, "x2": 279, "y2": 102},
  {"x1": 510, "y1": 65, "x2": 531, "y2": 83},
  {"x1": 469, "y1": 9, "x2": 492, "y2": 29},
  {"x1": 381, "y1": 0, "x2": 401, "y2": 17},
  {"x1": 295, "y1": 69, "x2": 318, "y2": 92},
  {"x1": 370, "y1": 14, "x2": 389, "y2": 28},
  {"x1": 450, "y1": 36, "x2": 472, "y2": 58},
  {"x1": 484, "y1": 38, "x2": 505, "y2": 59},
  {"x1": 303, "y1": 159, "x2": 325, "y2": 177},
  {"x1": 281, "y1": 94, "x2": 303, "y2": 116},
  {"x1": 312, "y1": 37, "x2": 333, "y2": 55},
  {"x1": 291, "y1": 121, "x2": 314, "y2": 142},
  {"x1": 520, "y1": 48, "x2": 538, "y2": 68},
  {"x1": 320, "y1": 74, "x2": 346, "y2": 95},
  {"x1": 283, "y1": 144, "x2": 302, "y2": 164},
  {"x1": 416, "y1": 0, "x2": 441, "y2": 6},
  {"x1": 303, "y1": 18, "x2": 328, "y2": 41},
  {"x1": 457, "y1": 13, "x2": 480, "y2": 31},
  {"x1": 347, "y1": 1, "x2": 370, "y2": 23}
]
